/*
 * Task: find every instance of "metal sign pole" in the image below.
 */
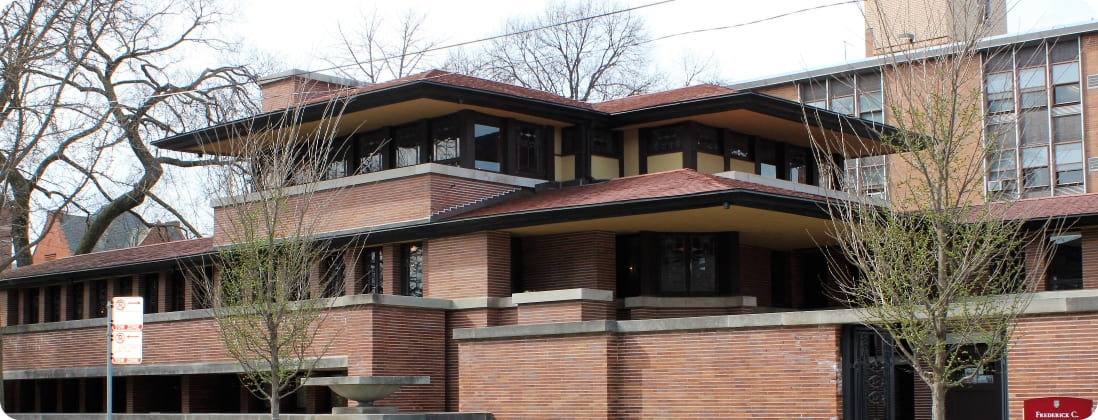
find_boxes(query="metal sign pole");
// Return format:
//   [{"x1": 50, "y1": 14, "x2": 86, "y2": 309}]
[{"x1": 106, "y1": 300, "x2": 112, "y2": 420}]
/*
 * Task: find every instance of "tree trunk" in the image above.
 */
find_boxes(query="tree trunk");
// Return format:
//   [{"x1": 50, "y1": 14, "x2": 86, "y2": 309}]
[
  {"x1": 270, "y1": 377, "x2": 280, "y2": 420},
  {"x1": 931, "y1": 381, "x2": 947, "y2": 420}
]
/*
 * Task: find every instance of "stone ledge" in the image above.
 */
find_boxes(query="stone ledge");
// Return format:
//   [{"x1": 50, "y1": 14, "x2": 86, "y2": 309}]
[
  {"x1": 511, "y1": 288, "x2": 613, "y2": 304},
  {"x1": 6, "y1": 356, "x2": 348, "y2": 380}
]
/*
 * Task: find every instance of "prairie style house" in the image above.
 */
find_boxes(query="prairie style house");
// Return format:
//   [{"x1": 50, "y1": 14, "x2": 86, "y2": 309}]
[{"x1": 3, "y1": 3, "x2": 1098, "y2": 419}]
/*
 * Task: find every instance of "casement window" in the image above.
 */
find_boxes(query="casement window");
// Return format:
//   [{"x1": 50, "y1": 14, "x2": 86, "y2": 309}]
[
  {"x1": 337, "y1": 111, "x2": 550, "y2": 179},
  {"x1": 359, "y1": 247, "x2": 383, "y2": 294},
  {"x1": 69, "y1": 282, "x2": 84, "y2": 320},
  {"x1": 355, "y1": 129, "x2": 388, "y2": 174},
  {"x1": 1047, "y1": 233, "x2": 1082, "y2": 290},
  {"x1": 44, "y1": 285, "x2": 60, "y2": 323},
  {"x1": 799, "y1": 72, "x2": 885, "y2": 123},
  {"x1": 431, "y1": 115, "x2": 461, "y2": 165},
  {"x1": 616, "y1": 232, "x2": 735, "y2": 298},
  {"x1": 658, "y1": 234, "x2": 719, "y2": 295},
  {"x1": 115, "y1": 276, "x2": 132, "y2": 296},
  {"x1": 1045, "y1": 232, "x2": 1080, "y2": 291},
  {"x1": 23, "y1": 288, "x2": 39, "y2": 324},
  {"x1": 92, "y1": 279, "x2": 108, "y2": 317},
  {"x1": 142, "y1": 273, "x2": 159, "y2": 314},
  {"x1": 320, "y1": 252, "x2": 346, "y2": 298},
  {"x1": 401, "y1": 243, "x2": 423, "y2": 297},
  {"x1": 393, "y1": 123, "x2": 425, "y2": 168},
  {"x1": 166, "y1": 271, "x2": 184, "y2": 312},
  {"x1": 845, "y1": 155, "x2": 887, "y2": 199},
  {"x1": 983, "y1": 38, "x2": 1083, "y2": 199}
]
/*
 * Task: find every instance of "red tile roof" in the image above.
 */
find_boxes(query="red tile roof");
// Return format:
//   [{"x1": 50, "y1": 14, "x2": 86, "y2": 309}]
[
  {"x1": 592, "y1": 84, "x2": 737, "y2": 113},
  {"x1": 307, "y1": 70, "x2": 593, "y2": 110},
  {"x1": 990, "y1": 193, "x2": 1098, "y2": 220},
  {"x1": 1, "y1": 237, "x2": 214, "y2": 281},
  {"x1": 300, "y1": 71, "x2": 736, "y2": 115},
  {"x1": 455, "y1": 169, "x2": 826, "y2": 219}
]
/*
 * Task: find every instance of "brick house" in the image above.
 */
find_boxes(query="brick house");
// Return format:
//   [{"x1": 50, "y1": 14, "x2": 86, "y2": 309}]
[{"x1": 2, "y1": 4, "x2": 1098, "y2": 420}]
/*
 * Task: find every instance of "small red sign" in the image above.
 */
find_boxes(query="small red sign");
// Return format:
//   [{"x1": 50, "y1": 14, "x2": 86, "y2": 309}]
[{"x1": 1024, "y1": 397, "x2": 1093, "y2": 420}]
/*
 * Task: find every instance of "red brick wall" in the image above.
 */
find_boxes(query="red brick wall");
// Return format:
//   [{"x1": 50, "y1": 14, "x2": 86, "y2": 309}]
[
  {"x1": 739, "y1": 245, "x2": 772, "y2": 306},
  {"x1": 458, "y1": 325, "x2": 843, "y2": 419},
  {"x1": 425, "y1": 232, "x2": 511, "y2": 299},
  {"x1": 213, "y1": 174, "x2": 516, "y2": 246},
  {"x1": 522, "y1": 231, "x2": 615, "y2": 291},
  {"x1": 1007, "y1": 313, "x2": 1098, "y2": 418},
  {"x1": 1082, "y1": 226, "x2": 1098, "y2": 289},
  {"x1": 3, "y1": 303, "x2": 447, "y2": 413},
  {"x1": 516, "y1": 301, "x2": 615, "y2": 324},
  {"x1": 611, "y1": 326, "x2": 842, "y2": 418},
  {"x1": 1083, "y1": 34, "x2": 1098, "y2": 192},
  {"x1": 459, "y1": 334, "x2": 612, "y2": 418},
  {"x1": 445, "y1": 309, "x2": 493, "y2": 412}
]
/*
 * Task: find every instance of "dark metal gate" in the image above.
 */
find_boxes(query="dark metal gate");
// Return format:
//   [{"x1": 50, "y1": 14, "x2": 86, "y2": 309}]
[{"x1": 842, "y1": 325, "x2": 895, "y2": 420}]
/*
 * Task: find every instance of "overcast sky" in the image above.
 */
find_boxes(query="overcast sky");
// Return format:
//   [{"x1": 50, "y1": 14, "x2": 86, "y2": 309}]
[{"x1": 232, "y1": 0, "x2": 1098, "y2": 84}]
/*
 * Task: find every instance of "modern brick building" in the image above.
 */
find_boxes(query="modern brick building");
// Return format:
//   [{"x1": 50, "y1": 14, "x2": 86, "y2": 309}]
[{"x1": 3, "y1": 2, "x2": 1098, "y2": 419}]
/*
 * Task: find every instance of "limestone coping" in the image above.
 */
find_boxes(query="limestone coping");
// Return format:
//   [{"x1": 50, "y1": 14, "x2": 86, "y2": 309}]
[
  {"x1": 454, "y1": 289, "x2": 1098, "y2": 341},
  {"x1": 6, "y1": 356, "x2": 348, "y2": 380},
  {"x1": 510, "y1": 288, "x2": 614, "y2": 304}
]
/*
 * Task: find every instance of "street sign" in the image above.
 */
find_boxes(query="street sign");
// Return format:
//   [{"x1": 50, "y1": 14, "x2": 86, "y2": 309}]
[
  {"x1": 111, "y1": 330, "x2": 142, "y2": 364},
  {"x1": 110, "y1": 297, "x2": 143, "y2": 365}
]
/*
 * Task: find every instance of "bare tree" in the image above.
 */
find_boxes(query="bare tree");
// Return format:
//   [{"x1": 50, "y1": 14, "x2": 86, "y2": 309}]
[
  {"x1": 328, "y1": 7, "x2": 439, "y2": 84},
  {"x1": 0, "y1": 0, "x2": 254, "y2": 268},
  {"x1": 808, "y1": 2, "x2": 1059, "y2": 419},
  {"x1": 197, "y1": 97, "x2": 357, "y2": 420},
  {"x1": 477, "y1": 0, "x2": 658, "y2": 102}
]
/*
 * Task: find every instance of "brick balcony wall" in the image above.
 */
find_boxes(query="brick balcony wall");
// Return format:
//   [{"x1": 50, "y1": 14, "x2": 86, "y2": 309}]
[
  {"x1": 515, "y1": 300, "x2": 615, "y2": 324},
  {"x1": 212, "y1": 173, "x2": 518, "y2": 246},
  {"x1": 458, "y1": 334, "x2": 613, "y2": 418},
  {"x1": 2, "y1": 301, "x2": 447, "y2": 413},
  {"x1": 457, "y1": 325, "x2": 842, "y2": 419}
]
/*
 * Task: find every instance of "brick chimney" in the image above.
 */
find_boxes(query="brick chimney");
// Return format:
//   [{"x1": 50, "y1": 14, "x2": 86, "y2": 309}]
[{"x1": 258, "y1": 70, "x2": 361, "y2": 112}]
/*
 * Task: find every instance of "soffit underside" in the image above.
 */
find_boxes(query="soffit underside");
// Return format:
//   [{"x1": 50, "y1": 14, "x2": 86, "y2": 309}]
[{"x1": 501, "y1": 205, "x2": 836, "y2": 251}]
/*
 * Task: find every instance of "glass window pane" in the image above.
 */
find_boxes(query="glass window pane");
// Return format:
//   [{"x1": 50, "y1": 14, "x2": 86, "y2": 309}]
[
  {"x1": 396, "y1": 146, "x2": 419, "y2": 167},
  {"x1": 433, "y1": 137, "x2": 460, "y2": 162},
  {"x1": 1018, "y1": 67, "x2": 1046, "y2": 90},
  {"x1": 800, "y1": 81, "x2": 827, "y2": 102},
  {"x1": 1024, "y1": 167, "x2": 1050, "y2": 186},
  {"x1": 859, "y1": 92, "x2": 883, "y2": 112},
  {"x1": 1020, "y1": 92, "x2": 1047, "y2": 109},
  {"x1": 1052, "y1": 62, "x2": 1079, "y2": 84},
  {"x1": 1017, "y1": 45, "x2": 1046, "y2": 68},
  {"x1": 806, "y1": 100, "x2": 826, "y2": 109},
  {"x1": 1021, "y1": 147, "x2": 1048, "y2": 168},
  {"x1": 831, "y1": 78, "x2": 854, "y2": 96},
  {"x1": 689, "y1": 236, "x2": 717, "y2": 293},
  {"x1": 660, "y1": 237, "x2": 687, "y2": 293},
  {"x1": 474, "y1": 124, "x2": 501, "y2": 172},
  {"x1": 1055, "y1": 143, "x2": 1082, "y2": 164},
  {"x1": 1057, "y1": 169, "x2": 1084, "y2": 186},
  {"x1": 1020, "y1": 111, "x2": 1049, "y2": 146},
  {"x1": 831, "y1": 96, "x2": 855, "y2": 115},
  {"x1": 861, "y1": 111, "x2": 884, "y2": 123},
  {"x1": 1054, "y1": 84, "x2": 1080, "y2": 105},
  {"x1": 985, "y1": 72, "x2": 1012, "y2": 94},
  {"x1": 1050, "y1": 40, "x2": 1079, "y2": 63},
  {"x1": 857, "y1": 72, "x2": 882, "y2": 91},
  {"x1": 986, "y1": 121, "x2": 1017, "y2": 149},
  {"x1": 1053, "y1": 114, "x2": 1082, "y2": 143}
]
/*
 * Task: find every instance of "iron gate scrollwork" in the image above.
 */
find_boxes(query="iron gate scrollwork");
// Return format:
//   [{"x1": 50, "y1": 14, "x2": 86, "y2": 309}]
[{"x1": 843, "y1": 325, "x2": 895, "y2": 420}]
